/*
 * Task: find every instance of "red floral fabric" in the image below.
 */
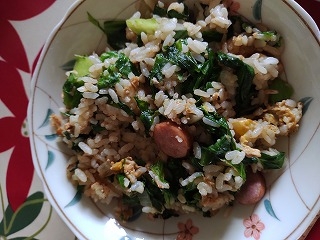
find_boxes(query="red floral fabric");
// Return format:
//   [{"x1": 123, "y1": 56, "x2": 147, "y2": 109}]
[
  {"x1": 0, "y1": 0, "x2": 318, "y2": 238},
  {"x1": 0, "y1": 0, "x2": 54, "y2": 211}
]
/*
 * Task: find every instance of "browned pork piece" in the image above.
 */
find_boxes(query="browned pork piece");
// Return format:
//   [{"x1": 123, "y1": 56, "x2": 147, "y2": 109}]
[
  {"x1": 153, "y1": 121, "x2": 192, "y2": 158},
  {"x1": 236, "y1": 168, "x2": 266, "y2": 205}
]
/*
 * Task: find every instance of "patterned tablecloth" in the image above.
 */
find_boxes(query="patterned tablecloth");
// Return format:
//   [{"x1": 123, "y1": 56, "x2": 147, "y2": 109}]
[{"x1": 0, "y1": 0, "x2": 319, "y2": 239}]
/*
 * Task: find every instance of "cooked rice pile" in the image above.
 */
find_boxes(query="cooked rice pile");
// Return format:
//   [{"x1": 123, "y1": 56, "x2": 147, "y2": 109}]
[{"x1": 52, "y1": 0, "x2": 303, "y2": 221}]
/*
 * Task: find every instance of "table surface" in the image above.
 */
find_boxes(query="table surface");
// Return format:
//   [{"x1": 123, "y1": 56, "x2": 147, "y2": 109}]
[{"x1": 0, "y1": 0, "x2": 319, "y2": 239}]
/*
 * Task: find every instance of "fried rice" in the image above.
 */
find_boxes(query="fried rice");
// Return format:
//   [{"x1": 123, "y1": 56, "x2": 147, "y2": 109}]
[{"x1": 51, "y1": 0, "x2": 303, "y2": 221}]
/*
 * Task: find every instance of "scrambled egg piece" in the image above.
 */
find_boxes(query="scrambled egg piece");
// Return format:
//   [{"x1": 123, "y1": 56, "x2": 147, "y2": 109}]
[{"x1": 229, "y1": 99, "x2": 303, "y2": 157}]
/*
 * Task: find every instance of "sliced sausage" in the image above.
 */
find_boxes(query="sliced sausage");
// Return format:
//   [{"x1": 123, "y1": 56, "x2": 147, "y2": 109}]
[
  {"x1": 153, "y1": 121, "x2": 192, "y2": 158},
  {"x1": 236, "y1": 169, "x2": 266, "y2": 205}
]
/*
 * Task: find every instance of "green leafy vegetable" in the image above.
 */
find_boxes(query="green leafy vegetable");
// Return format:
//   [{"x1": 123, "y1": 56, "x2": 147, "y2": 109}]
[
  {"x1": 150, "y1": 161, "x2": 168, "y2": 184},
  {"x1": 149, "y1": 53, "x2": 168, "y2": 81},
  {"x1": 193, "y1": 49, "x2": 221, "y2": 90},
  {"x1": 87, "y1": 12, "x2": 127, "y2": 50},
  {"x1": 181, "y1": 183, "x2": 202, "y2": 209},
  {"x1": 116, "y1": 174, "x2": 127, "y2": 188},
  {"x1": 100, "y1": 51, "x2": 119, "y2": 61},
  {"x1": 74, "y1": 55, "x2": 93, "y2": 77},
  {"x1": 153, "y1": 4, "x2": 167, "y2": 17},
  {"x1": 126, "y1": 18, "x2": 159, "y2": 34},
  {"x1": 97, "y1": 52, "x2": 136, "y2": 89},
  {"x1": 97, "y1": 71, "x2": 121, "y2": 89},
  {"x1": 166, "y1": 158, "x2": 189, "y2": 185},
  {"x1": 142, "y1": 175, "x2": 165, "y2": 212},
  {"x1": 202, "y1": 30, "x2": 224, "y2": 42},
  {"x1": 103, "y1": 20, "x2": 127, "y2": 50},
  {"x1": 201, "y1": 109, "x2": 236, "y2": 147},
  {"x1": 244, "y1": 151, "x2": 285, "y2": 169},
  {"x1": 225, "y1": 160, "x2": 246, "y2": 180},
  {"x1": 217, "y1": 52, "x2": 256, "y2": 116},
  {"x1": 168, "y1": 7, "x2": 189, "y2": 20},
  {"x1": 166, "y1": 44, "x2": 200, "y2": 74},
  {"x1": 153, "y1": 2, "x2": 190, "y2": 21},
  {"x1": 115, "y1": 53, "x2": 134, "y2": 76},
  {"x1": 62, "y1": 73, "x2": 84, "y2": 109},
  {"x1": 195, "y1": 135, "x2": 235, "y2": 167},
  {"x1": 120, "y1": 195, "x2": 142, "y2": 221},
  {"x1": 61, "y1": 59, "x2": 76, "y2": 71},
  {"x1": 259, "y1": 31, "x2": 277, "y2": 41},
  {"x1": 134, "y1": 97, "x2": 157, "y2": 132},
  {"x1": 150, "y1": 40, "x2": 201, "y2": 81},
  {"x1": 91, "y1": 124, "x2": 106, "y2": 134},
  {"x1": 268, "y1": 77, "x2": 294, "y2": 104},
  {"x1": 258, "y1": 151, "x2": 285, "y2": 169},
  {"x1": 173, "y1": 30, "x2": 189, "y2": 40}
]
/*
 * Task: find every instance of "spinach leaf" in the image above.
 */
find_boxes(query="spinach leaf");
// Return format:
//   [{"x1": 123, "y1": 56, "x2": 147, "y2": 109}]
[
  {"x1": 100, "y1": 51, "x2": 119, "y2": 61},
  {"x1": 166, "y1": 158, "x2": 190, "y2": 188},
  {"x1": 142, "y1": 175, "x2": 165, "y2": 212},
  {"x1": 103, "y1": 20, "x2": 127, "y2": 50},
  {"x1": 259, "y1": 151, "x2": 285, "y2": 169},
  {"x1": 181, "y1": 183, "x2": 202, "y2": 209},
  {"x1": 120, "y1": 194, "x2": 142, "y2": 221},
  {"x1": 197, "y1": 146, "x2": 217, "y2": 166},
  {"x1": 168, "y1": 7, "x2": 189, "y2": 20},
  {"x1": 98, "y1": 53, "x2": 136, "y2": 89},
  {"x1": 97, "y1": 70, "x2": 121, "y2": 89},
  {"x1": 87, "y1": 12, "x2": 127, "y2": 50},
  {"x1": 194, "y1": 108, "x2": 237, "y2": 167},
  {"x1": 201, "y1": 108, "x2": 235, "y2": 146},
  {"x1": 113, "y1": 101, "x2": 135, "y2": 116},
  {"x1": 150, "y1": 161, "x2": 168, "y2": 184},
  {"x1": 193, "y1": 48, "x2": 221, "y2": 90},
  {"x1": 149, "y1": 53, "x2": 168, "y2": 81},
  {"x1": 150, "y1": 39, "x2": 200, "y2": 76},
  {"x1": 195, "y1": 135, "x2": 234, "y2": 167},
  {"x1": 134, "y1": 97, "x2": 157, "y2": 132},
  {"x1": 166, "y1": 44, "x2": 200, "y2": 74},
  {"x1": 153, "y1": 4, "x2": 167, "y2": 17},
  {"x1": 244, "y1": 151, "x2": 285, "y2": 169},
  {"x1": 268, "y1": 77, "x2": 293, "y2": 104},
  {"x1": 217, "y1": 52, "x2": 256, "y2": 116},
  {"x1": 225, "y1": 161, "x2": 246, "y2": 180},
  {"x1": 116, "y1": 174, "x2": 127, "y2": 188},
  {"x1": 173, "y1": 30, "x2": 189, "y2": 40},
  {"x1": 115, "y1": 53, "x2": 135, "y2": 77},
  {"x1": 91, "y1": 124, "x2": 106, "y2": 134},
  {"x1": 63, "y1": 73, "x2": 84, "y2": 109},
  {"x1": 202, "y1": 30, "x2": 223, "y2": 43},
  {"x1": 208, "y1": 135, "x2": 234, "y2": 158},
  {"x1": 153, "y1": 2, "x2": 189, "y2": 20}
]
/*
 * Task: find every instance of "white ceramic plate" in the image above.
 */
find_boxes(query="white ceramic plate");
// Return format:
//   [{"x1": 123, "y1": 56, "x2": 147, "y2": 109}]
[{"x1": 28, "y1": 0, "x2": 320, "y2": 239}]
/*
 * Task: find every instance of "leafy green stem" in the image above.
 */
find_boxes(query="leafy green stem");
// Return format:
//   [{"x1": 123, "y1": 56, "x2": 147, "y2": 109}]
[
  {"x1": 4, "y1": 198, "x2": 47, "y2": 235},
  {"x1": 0, "y1": 184, "x2": 7, "y2": 237},
  {"x1": 25, "y1": 202, "x2": 52, "y2": 240}
]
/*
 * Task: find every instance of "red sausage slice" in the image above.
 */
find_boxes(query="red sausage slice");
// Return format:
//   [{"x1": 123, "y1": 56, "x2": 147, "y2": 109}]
[
  {"x1": 153, "y1": 121, "x2": 192, "y2": 158},
  {"x1": 236, "y1": 169, "x2": 266, "y2": 205}
]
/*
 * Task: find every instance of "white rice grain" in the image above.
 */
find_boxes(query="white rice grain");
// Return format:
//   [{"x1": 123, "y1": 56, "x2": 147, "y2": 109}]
[
  {"x1": 197, "y1": 182, "x2": 213, "y2": 196},
  {"x1": 78, "y1": 142, "x2": 93, "y2": 155},
  {"x1": 225, "y1": 150, "x2": 245, "y2": 164},
  {"x1": 74, "y1": 168, "x2": 88, "y2": 182},
  {"x1": 108, "y1": 88, "x2": 119, "y2": 103},
  {"x1": 187, "y1": 38, "x2": 208, "y2": 54},
  {"x1": 130, "y1": 181, "x2": 144, "y2": 193},
  {"x1": 203, "y1": 116, "x2": 220, "y2": 127}
]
